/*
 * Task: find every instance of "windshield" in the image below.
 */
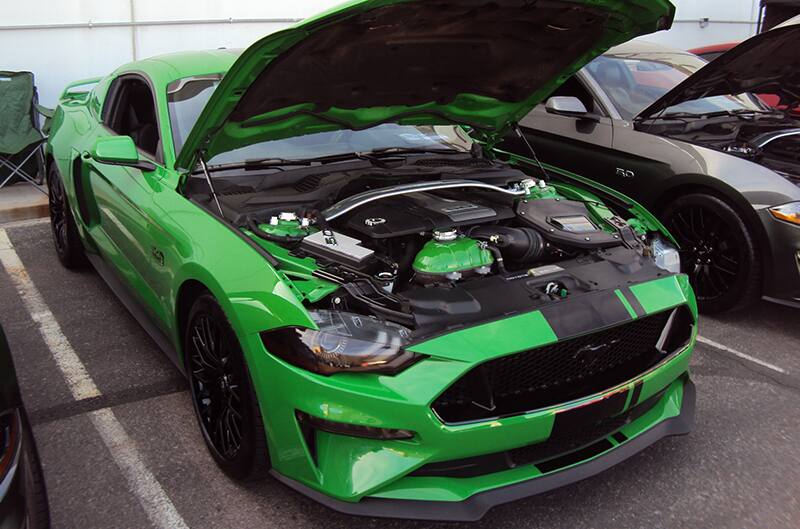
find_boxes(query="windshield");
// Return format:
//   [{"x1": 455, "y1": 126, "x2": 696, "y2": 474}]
[
  {"x1": 167, "y1": 77, "x2": 472, "y2": 166},
  {"x1": 584, "y1": 53, "x2": 768, "y2": 121}
]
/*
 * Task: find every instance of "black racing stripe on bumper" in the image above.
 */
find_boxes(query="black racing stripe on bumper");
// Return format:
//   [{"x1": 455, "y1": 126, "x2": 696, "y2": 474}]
[
  {"x1": 621, "y1": 287, "x2": 647, "y2": 318},
  {"x1": 630, "y1": 380, "x2": 644, "y2": 407},
  {"x1": 270, "y1": 378, "x2": 696, "y2": 522},
  {"x1": 540, "y1": 289, "x2": 633, "y2": 339},
  {"x1": 549, "y1": 387, "x2": 628, "y2": 438}
]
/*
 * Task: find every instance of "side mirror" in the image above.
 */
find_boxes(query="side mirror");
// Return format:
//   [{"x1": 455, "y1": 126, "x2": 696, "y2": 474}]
[
  {"x1": 545, "y1": 96, "x2": 600, "y2": 122},
  {"x1": 90, "y1": 136, "x2": 155, "y2": 171}
]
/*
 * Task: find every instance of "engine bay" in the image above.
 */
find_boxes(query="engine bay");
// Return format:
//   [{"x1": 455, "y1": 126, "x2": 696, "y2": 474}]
[
  {"x1": 187, "y1": 155, "x2": 676, "y2": 337},
  {"x1": 641, "y1": 111, "x2": 800, "y2": 182}
]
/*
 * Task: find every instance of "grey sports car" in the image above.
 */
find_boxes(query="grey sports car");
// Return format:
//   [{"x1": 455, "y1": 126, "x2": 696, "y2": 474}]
[
  {"x1": 502, "y1": 18, "x2": 800, "y2": 313},
  {"x1": 0, "y1": 323, "x2": 49, "y2": 529}
]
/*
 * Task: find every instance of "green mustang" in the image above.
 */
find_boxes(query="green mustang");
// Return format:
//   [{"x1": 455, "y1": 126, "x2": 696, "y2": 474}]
[{"x1": 45, "y1": 0, "x2": 695, "y2": 521}]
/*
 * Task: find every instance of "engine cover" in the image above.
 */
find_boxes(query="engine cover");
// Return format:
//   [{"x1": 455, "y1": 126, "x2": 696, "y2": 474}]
[
  {"x1": 516, "y1": 199, "x2": 625, "y2": 249},
  {"x1": 342, "y1": 192, "x2": 515, "y2": 239}
]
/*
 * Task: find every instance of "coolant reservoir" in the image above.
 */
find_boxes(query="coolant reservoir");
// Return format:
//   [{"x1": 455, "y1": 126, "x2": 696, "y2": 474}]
[{"x1": 412, "y1": 231, "x2": 494, "y2": 283}]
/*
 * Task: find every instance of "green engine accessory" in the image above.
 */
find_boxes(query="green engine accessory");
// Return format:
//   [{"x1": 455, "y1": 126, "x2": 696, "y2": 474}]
[{"x1": 412, "y1": 231, "x2": 494, "y2": 282}]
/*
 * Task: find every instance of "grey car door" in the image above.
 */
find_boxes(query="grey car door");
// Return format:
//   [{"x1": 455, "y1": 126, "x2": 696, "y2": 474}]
[{"x1": 511, "y1": 73, "x2": 617, "y2": 182}]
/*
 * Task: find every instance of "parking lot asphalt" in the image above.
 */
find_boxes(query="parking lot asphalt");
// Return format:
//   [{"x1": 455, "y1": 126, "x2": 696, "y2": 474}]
[{"x1": 1, "y1": 218, "x2": 799, "y2": 529}]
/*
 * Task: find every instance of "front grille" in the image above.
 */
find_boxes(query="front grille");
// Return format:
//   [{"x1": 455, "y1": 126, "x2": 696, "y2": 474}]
[
  {"x1": 509, "y1": 388, "x2": 662, "y2": 468},
  {"x1": 432, "y1": 309, "x2": 680, "y2": 424},
  {"x1": 413, "y1": 386, "x2": 666, "y2": 479}
]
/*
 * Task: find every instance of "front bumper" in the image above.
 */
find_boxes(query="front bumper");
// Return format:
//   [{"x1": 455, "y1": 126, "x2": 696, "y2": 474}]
[
  {"x1": 272, "y1": 377, "x2": 695, "y2": 522},
  {"x1": 243, "y1": 274, "x2": 696, "y2": 518},
  {"x1": 759, "y1": 208, "x2": 800, "y2": 305}
]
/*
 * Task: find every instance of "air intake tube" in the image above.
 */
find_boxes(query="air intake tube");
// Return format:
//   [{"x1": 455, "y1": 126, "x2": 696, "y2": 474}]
[{"x1": 468, "y1": 226, "x2": 546, "y2": 265}]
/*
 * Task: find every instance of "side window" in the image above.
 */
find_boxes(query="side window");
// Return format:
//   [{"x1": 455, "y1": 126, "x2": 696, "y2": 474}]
[
  {"x1": 102, "y1": 76, "x2": 161, "y2": 161},
  {"x1": 547, "y1": 76, "x2": 605, "y2": 116}
]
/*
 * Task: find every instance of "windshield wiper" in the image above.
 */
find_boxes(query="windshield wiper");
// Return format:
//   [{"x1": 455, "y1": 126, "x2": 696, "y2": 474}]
[
  {"x1": 198, "y1": 147, "x2": 466, "y2": 174},
  {"x1": 367, "y1": 147, "x2": 465, "y2": 156},
  {"x1": 656, "y1": 108, "x2": 781, "y2": 120}
]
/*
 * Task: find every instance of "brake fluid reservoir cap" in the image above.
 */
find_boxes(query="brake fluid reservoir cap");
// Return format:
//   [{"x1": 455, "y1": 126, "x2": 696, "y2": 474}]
[{"x1": 433, "y1": 229, "x2": 459, "y2": 242}]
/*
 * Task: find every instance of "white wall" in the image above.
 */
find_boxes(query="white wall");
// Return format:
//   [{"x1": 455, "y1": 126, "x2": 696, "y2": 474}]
[
  {"x1": 1, "y1": 0, "x2": 763, "y2": 107},
  {"x1": 0, "y1": 0, "x2": 339, "y2": 106},
  {"x1": 641, "y1": 0, "x2": 762, "y2": 50}
]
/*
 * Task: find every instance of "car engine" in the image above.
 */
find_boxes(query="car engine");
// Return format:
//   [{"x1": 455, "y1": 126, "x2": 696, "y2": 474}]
[
  {"x1": 644, "y1": 113, "x2": 800, "y2": 183},
  {"x1": 186, "y1": 156, "x2": 678, "y2": 338}
]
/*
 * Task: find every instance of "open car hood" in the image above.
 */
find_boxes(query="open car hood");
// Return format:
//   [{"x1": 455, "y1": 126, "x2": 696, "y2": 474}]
[
  {"x1": 176, "y1": 0, "x2": 675, "y2": 170},
  {"x1": 637, "y1": 15, "x2": 800, "y2": 120}
]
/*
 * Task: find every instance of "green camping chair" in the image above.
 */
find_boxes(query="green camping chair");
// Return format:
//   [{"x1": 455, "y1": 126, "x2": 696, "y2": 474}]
[{"x1": 0, "y1": 71, "x2": 52, "y2": 194}]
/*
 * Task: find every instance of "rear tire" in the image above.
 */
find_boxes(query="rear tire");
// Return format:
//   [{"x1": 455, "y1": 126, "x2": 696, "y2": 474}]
[
  {"x1": 662, "y1": 193, "x2": 761, "y2": 313},
  {"x1": 47, "y1": 163, "x2": 86, "y2": 269},
  {"x1": 184, "y1": 293, "x2": 271, "y2": 481}
]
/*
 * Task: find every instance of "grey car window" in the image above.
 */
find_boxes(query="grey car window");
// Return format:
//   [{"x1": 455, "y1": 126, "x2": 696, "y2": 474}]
[{"x1": 585, "y1": 54, "x2": 766, "y2": 121}]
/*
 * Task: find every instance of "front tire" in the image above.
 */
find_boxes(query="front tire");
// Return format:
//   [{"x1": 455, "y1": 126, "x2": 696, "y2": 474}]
[
  {"x1": 662, "y1": 193, "x2": 761, "y2": 313},
  {"x1": 184, "y1": 293, "x2": 270, "y2": 481},
  {"x1": 47, "y1": 163, "x2": 86, "y2": 268}
]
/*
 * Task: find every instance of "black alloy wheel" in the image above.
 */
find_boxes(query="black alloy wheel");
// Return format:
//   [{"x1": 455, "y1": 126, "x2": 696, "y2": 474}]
[
  {"x1": 662, "y1": 193, "x2": 761, "y2": 313},
  {"x1": 185, "y1": 294, "x2": 270, "y2": 480},
  {"x1": 47, "y1": 164, "x2": 86, "y2": 268}
]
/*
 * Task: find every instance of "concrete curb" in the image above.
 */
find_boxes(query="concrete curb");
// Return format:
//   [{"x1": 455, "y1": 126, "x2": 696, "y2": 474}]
[
  {"x1": 0, "y1": 185, "x2": 49, "y2": 223},
  {"x1": 0, "y1": 202, "x2": 49, "y2": 224}
]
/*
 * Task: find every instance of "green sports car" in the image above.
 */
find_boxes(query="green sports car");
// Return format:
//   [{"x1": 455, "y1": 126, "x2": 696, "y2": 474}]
[{"x1": 45, "y1": 0, "x2": 695, "y2": 521}]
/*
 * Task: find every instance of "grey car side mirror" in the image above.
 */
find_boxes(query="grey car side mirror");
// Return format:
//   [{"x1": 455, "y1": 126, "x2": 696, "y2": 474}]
[{"x1": 545, "y1": 96, "x2": 600, "y2": 122}]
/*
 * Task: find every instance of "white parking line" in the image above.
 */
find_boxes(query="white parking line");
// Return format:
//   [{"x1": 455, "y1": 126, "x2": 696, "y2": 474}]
[
  {"x1": 0, "y1": 228, "x2": 189, "y2": 529},
  {"x1": 697, "y1": 335, "x2": 788, "y2": 375},
  {"x1": 0, "y1": 230, "x2": 99, "y2": 400}
]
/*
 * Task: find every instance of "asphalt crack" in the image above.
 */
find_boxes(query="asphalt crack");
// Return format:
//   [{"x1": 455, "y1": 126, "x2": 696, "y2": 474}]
[
  {"x1": 28, "y1": 378, "x2": 188, "y2": 426},
  {"x1": 694, "y1": 343, "x2": 800, "y2": 395}
]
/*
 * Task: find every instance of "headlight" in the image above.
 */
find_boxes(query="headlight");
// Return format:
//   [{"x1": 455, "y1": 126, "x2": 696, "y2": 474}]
[
  {"x1": 769, "y1": 202, "x2": 800, "y2": 226},
  {"x1": 261, "y1": 310, "x2": 418, "y2": 375},
  {"x1": 652, "y1": 235, "x2": 681, "y2": 274}
]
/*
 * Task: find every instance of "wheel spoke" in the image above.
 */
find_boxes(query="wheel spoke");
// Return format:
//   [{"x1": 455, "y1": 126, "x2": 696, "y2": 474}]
[
  {"x1": 712, "y1": 261, "x2": 736, "y2": 276},
  {"x1": 188, "y1": 311, "x2": 247, "y2": 462},
  {"x1": 670, "y1": 213, "x2": 698, "y2": 244}
]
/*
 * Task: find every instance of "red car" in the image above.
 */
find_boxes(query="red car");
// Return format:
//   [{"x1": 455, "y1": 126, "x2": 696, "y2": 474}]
[
  {"x1": 689, "y1": 42, "x2": 741, "y2": 62},
  {"x1": 690, "y1": 42, "x2": 799, "y2": 114}
]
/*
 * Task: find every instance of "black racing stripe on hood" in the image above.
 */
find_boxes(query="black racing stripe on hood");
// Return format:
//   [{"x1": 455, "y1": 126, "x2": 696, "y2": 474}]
[
  {"x1": 621, "y1": 287, "x2": 647, "y2": 318},
  {"x1": 540, "y1": 289, "x2": 633, "y2": 340}
]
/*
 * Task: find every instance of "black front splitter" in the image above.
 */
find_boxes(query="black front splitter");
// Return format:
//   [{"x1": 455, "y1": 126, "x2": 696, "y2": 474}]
[{"x1": 271, "y1": 379, "x2": 696, "y2": 522}]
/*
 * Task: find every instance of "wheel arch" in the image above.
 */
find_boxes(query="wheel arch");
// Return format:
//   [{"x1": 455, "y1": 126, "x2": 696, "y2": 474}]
[
  {"x1": 175, "y1": 279, "x2": 212, "y2": 363},
  {"x1": 653, "y1": 175, "x2": 772, "y2": 291},
  {"x1": 171, "y1": 261, "x2": 313, "y2": 365}
]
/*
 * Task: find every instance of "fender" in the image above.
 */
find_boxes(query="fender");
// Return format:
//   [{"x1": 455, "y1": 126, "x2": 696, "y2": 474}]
[{"x1": 653, "y1": 173, "x2": 776, "y2": 275}]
